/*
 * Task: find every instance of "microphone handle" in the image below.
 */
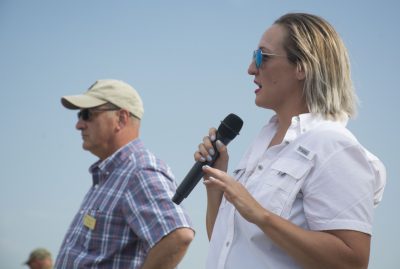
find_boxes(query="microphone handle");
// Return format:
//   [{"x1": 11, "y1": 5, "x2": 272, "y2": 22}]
[
  {"x1": 172, "y1": 134, "x2": 230, "y2": 204},
  {"x1": 173, "y1": 156, "x2": 218, "y2": 204}
]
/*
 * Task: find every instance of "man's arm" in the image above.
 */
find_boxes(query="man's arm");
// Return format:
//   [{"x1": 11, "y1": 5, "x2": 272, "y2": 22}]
[{"x1": 141, "y1": 227, "x2": 194, "y2": 269}]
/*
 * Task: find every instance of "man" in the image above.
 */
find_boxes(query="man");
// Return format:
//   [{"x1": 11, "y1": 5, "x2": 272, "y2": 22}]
[
  {"x1": 24, "y1": 248, "x2": 53, "y2": 269},
  {"x1": 55, "y1": 79, "x2": 194, "y2": 269}
]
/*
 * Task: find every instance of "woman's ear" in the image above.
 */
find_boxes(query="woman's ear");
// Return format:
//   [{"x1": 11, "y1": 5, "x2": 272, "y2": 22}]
[{"x1": 296, "y1": 62, "x2": 306, "y2": 80}]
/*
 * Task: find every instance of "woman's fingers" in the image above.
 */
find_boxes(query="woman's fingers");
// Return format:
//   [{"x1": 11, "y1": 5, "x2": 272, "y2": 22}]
[
  {"x1": 202, "y1": 165, "x2": 225, "y2": 180},
  {"x1": 208, "y1": 128, "x2": 217, "y2": 141},
  {"x1": 193, "y1": 127, "x2": 229, "y2": 172},
  {"x1": 194, "y1": 150, "x2": 206, "y2": 162}
]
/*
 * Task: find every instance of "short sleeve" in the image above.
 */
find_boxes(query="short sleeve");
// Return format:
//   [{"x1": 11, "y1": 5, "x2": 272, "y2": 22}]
[
  {"x1": 122, "y1": 167, "x2": 193, "y2": 249},
  {"x1": 303, "y1": 144, "x2": 377, "y2": 234}
]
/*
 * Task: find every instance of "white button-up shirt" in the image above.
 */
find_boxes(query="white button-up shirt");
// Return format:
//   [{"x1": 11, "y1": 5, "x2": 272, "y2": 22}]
[{"x1": 206, "y1": 113, "x2": 386, "y2": 269}]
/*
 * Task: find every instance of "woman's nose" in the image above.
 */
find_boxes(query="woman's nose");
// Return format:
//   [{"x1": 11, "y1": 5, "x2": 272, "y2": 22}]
[{"x1": 248, "y1": 60, "x2": 258, "y2": 75}]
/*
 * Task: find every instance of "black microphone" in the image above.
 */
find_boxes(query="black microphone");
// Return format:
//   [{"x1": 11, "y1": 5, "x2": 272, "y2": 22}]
[{"x1": 172, "y1": 113, "x2": 243, "y2": 204}]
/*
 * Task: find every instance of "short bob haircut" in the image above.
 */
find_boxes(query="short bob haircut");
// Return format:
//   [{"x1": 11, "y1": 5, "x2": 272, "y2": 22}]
[{"x1": 275, "y1": 13, "x2": 357, "y2": 120}]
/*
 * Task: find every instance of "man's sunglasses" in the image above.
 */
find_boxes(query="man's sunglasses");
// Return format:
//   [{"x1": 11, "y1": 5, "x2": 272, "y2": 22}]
[
  {"x1": 77, "y1": 108, "x2": 119, "y2": 121},
  {"x1": 253, "y1": 48, "x2": 284, "y2": 69}
]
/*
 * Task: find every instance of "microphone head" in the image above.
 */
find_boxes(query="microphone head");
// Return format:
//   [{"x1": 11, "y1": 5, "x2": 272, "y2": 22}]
[{"x1": 218, "y1": 113, "x2": 244, "y2": 141}]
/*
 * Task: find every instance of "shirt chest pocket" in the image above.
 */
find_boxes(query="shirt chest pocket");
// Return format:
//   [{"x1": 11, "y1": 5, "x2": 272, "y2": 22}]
[
  {"x1": 83, "y1": 209, "x2": 126, "y2": 254},
  {"x1": 252, "y1": 158, "x2": 312, "y2": 216}
]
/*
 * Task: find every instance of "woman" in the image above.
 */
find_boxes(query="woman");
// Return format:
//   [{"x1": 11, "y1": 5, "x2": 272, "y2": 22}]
[{"x1": 196, "y1": 13, "x2": 386, "y2": 269}]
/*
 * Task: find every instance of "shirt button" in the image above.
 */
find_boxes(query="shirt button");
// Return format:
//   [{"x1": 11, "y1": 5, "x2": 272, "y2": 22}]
[
  {"x1": 226, "y1": 241, "x2": 230, "y2": 247},
  {"x1": 258, "y1": 165, "x2": 263, "y2": 170},
  {"x1": 94, "y1": 184, "x2": 99, "y2": 189}
]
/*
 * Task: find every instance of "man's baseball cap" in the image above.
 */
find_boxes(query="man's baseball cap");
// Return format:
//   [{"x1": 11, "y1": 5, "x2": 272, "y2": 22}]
[
  {"x1": 24, "y1": 248, "x2": 52, "y2": 264},
  {"x1": 61, "y1": 79, "x2": 144, "y2": 119}
]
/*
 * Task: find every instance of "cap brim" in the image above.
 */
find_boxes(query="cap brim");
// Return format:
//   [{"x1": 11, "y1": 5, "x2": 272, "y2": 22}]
[{"x1": 61, "y1": 95, "x2": 107, "y2": 110}]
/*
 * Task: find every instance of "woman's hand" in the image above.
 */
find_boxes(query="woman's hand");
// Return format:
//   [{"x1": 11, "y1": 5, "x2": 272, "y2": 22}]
[
  {"x1": 202, "y1": 165, "x2": 267, "y2": 225},
  {"x1": 194, "y1": 128, "x2": 229, "y2": 172},
  {"x1": 195, "y1": 128, "x2": 232, "y2": 238}
]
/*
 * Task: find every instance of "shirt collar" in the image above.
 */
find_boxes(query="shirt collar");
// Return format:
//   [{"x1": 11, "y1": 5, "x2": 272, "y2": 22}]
[
  {"x1": 89, "y1": 138, "x2": 143, "y2": 185},
  {"x1": 269, "y1": 113, "x2": 348, "y2": 143}
]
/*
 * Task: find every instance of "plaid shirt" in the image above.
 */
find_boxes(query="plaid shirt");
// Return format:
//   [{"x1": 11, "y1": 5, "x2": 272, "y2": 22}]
[{"x1": 55, "y1": 139, "x2": 193, "y2": 269}]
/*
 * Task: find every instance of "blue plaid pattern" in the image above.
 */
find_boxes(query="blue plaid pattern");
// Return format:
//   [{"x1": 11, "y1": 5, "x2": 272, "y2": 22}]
[{"x1": 55, "y1": 139, "x2": 193, "y2": 269}]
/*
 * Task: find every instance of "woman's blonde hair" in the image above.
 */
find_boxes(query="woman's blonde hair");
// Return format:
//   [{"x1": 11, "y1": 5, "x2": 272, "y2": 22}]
[{"x1": 275, "y1": 13, "x2": 357, "y2": 120}]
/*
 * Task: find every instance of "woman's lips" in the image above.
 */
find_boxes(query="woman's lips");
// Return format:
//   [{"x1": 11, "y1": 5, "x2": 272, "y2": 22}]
[{"x1": 254, "y1": 81, "x2": 262, "y2": 93}]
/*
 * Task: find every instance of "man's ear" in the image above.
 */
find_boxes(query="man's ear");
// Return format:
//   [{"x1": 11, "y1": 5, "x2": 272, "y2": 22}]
[
  {"x1": 296, "y1": 62, "x2": 306, "y2": 80},
  {"x1": 114, "y1": 110, "x2": 128, "y2": 131},
  {"x1": 118, "y1": 110, "x2": 130, "y2": 126}
]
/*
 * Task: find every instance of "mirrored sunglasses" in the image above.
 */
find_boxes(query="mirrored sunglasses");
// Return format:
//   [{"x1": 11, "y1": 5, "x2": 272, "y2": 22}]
[{"x1": 252, "y1": 48, "x2": 283, "y2": 69}]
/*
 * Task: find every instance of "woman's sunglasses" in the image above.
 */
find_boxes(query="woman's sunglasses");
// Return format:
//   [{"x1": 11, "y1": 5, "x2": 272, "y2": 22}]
[{"x1": 253, "y1": 48, "x2": 284, "y2": 69}]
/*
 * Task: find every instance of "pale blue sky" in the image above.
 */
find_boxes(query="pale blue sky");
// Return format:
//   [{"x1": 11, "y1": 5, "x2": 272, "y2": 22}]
[{"x1": 0, "y1": 1, "x2": 399, "y2": 268}]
